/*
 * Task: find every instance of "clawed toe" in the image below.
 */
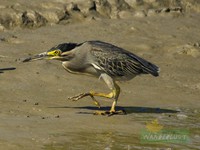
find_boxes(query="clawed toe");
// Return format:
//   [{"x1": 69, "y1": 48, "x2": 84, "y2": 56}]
[
  {"x1": 68, "y1": 93, "x2": 90, "y2": 101},
  {"x1": 93, "y1": 110, "x2": 126, "y2": 116},
  {"x1": 68, "y1": 93, "x2": 101, "y2": 108}
]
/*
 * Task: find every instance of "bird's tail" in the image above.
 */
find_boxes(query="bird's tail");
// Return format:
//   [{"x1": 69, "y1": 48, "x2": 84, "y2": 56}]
[
  {"x1": 142, "y1": 62, "x2": 160, "y2": 77},
  {"x1": 134, "y1": 55, "x2": 159, "y2": 77},
  {"x1": 129, "y1": 53, "x2": 160, "y2": 77},
  {"x1": 128, "y1": 53, "x2": 160, "y2": 77}
]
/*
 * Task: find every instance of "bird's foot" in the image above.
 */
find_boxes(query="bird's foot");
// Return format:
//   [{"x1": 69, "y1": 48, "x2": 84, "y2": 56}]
[
  {"x1": 93, "y1": 100, "x2": 101, "y2": 108},
  {"x1": 68, "y1": 93, "x2": 89, "y2": 101},
  {"x1": 68, "y1": 92, "x2": 101, "y2": 108},
  {"x1": 93, "y1": 110, "x2": 126, "y2": 116}
]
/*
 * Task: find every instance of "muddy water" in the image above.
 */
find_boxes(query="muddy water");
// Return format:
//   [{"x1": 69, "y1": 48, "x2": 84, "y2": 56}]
[{"x1": 42, "y1": 108, "x2": 200, "y2": 150}]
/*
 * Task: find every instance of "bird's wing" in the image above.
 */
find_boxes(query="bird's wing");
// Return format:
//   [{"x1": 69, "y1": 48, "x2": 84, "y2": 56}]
[
  {"x1": 89, "y1": 41, "x2": 159, "y2": 77},
  {"x1": 125, "y1": 52, "x2": 160, "y2": 77}
]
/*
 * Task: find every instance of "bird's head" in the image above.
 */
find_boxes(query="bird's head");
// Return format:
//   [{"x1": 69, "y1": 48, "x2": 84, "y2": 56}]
[{"x1": 22, "y1": 43, "x2": 79, "y2": 62}]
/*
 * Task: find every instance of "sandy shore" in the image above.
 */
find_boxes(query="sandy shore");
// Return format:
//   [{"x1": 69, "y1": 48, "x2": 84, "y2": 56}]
[{"x1": 1, "y1": 0, "x2": 200, "y2": 149}]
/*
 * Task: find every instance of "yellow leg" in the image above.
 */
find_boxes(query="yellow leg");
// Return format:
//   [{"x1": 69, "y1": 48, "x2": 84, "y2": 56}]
[
  {"x1": 68, "y1": 73, "x2": 126, "y2": 115},
  {"x1": 110, "y1": 82, "x2": 120, "y2": 112},
  {"x1": 68, "y1": 92, "x2": 101, "y2": 108},
  {"x1": 93, "y1": 82, "x2": 126, "y2": 116},
  {"x1": 68, "y1": 90, "x2": 113, "y2": 108}
]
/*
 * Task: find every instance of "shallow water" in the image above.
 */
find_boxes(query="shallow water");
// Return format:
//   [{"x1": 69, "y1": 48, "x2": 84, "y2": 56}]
[{"x1": 43, "y1": 108, "x2": 200, "y2": 150}]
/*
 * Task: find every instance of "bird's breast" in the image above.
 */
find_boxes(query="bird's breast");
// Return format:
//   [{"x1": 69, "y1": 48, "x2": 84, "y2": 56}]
[{"x1": 62, "y1": 61, "x2": 100, "y2": 77}]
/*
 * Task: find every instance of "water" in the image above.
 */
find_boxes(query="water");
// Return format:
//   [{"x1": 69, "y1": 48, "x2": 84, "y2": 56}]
[{"x1": 43, "y1": 108, "x2": 200, "y2": 150}]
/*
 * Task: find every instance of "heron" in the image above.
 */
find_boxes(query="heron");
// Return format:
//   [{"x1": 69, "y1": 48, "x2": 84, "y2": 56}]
[{"x1": 23, "y1": 41, "x2": 159, "y2": 115}]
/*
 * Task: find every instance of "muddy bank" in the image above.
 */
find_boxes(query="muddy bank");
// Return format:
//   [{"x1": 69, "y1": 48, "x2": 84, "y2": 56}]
[
  {"x1": 1, "y1": 0, "x2": 200, "y2": 150},
  {"x1": 1, "y1": 0, "x2": 200, "y2": 30}
]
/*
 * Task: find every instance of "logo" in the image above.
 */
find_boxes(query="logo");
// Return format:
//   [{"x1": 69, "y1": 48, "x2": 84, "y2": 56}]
[
  {"x1": 140, "y1": 119, "x2": 189, "y2": 143},
  {"x1": 146, "y1": 119, "x2": 163, "y2": 132}
]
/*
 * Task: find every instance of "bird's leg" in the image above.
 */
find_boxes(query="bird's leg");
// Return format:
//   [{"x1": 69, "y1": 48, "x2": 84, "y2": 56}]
[
  {"x1": 68, "y1": 92, "x2": 101, "y2": 108},
  {"x1": 68, "y1": 73, "x2": 114, "y2": 108},
  {"x1": 68, "y1": 89, "x2": 118, "y2": 108},
  {"x1": 109, "y1": 82, "x2": 120, "y2": 112},
  {"x1": 68, "y1": 73, "x2": 126, "y2": 115},
  {"x1": 93, "y1": 81, "x2": 125, "y2": 116}
]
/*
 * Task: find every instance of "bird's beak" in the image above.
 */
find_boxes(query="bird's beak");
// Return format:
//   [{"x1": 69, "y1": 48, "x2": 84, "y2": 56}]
[
  {"x1": 46, "y1": 50, "x2": 63, "y2": 60},
  {"x1": 21, "y1": 52, "x2": 48, "y2": 62},
  {"x1": 21, "y1": 49, "x2": 63, "y2": 62}
]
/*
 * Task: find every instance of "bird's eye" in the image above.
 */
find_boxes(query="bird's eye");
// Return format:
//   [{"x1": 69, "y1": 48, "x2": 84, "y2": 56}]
[{"x1": 54, "y1": 51, "x2": 59, "y2": 56}]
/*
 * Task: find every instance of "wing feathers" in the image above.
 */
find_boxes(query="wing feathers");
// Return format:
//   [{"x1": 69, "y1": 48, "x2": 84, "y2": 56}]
[{"x1": 89, "y1": 41, "x2": 159, "y2": 78}]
